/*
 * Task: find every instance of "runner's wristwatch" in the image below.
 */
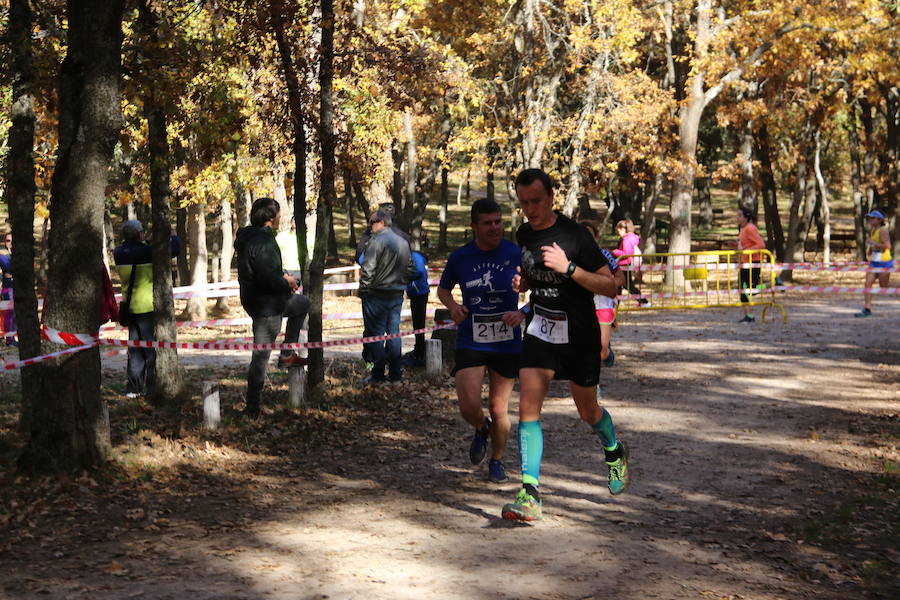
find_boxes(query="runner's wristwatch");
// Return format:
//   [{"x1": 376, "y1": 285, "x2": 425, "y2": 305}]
[{"x1": 565, "y1": 261, "x2": 577, "y2": 277}]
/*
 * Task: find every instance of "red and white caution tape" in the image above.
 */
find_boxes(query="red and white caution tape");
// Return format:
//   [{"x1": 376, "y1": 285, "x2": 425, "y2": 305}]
[
  {"x1": 621, "y1": 261, "x2": 897, "y2": 273},
  {"x1": 2, "y1": 342, "x2": 98, "y2": 371},
  {"x1": 618, "y1": 284, "x2": 899, "y2": 302},
  {"x1": 42, "y1": 325, "x2": 98, "y2": 345},
  {"x1": 97, "y1": 308, "x2": 438, "y2": 334},
  {"x1": 42, "y1": 321, "x2": 456, "y2": 352}
]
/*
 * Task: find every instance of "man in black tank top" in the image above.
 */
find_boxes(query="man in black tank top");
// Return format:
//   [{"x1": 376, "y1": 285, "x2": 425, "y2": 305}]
[{"x1": 501, "y1": 169, "x2": 631, "y2": 522}]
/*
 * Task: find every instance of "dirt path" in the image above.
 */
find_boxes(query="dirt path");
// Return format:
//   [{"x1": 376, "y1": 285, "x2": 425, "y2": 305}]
[{"x1": 1, "y1": 295, "x2": 898, "y2": 599}]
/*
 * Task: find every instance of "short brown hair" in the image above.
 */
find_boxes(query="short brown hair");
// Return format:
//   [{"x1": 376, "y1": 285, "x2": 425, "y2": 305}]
[{"x1": 616, "y1": 219, "x2": 634, "y2": 233}]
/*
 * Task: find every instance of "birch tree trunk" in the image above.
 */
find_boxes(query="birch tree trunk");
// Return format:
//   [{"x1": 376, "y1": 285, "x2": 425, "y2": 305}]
[
  {"x1": 215, "y1": 196, "x2": 234, "y2": 312},
  {"x1": 181, "y1": 202, "x2": 208, "y2": 320},
  {"x1": 814, "y1": 132, "x2": 832, "y2": 264},
  {"x1": 402, "y1": 109, "x2": 416, "y2": 231},
  {"x1": 562, "y1": 53, "x2": 606, "y2": 218}
]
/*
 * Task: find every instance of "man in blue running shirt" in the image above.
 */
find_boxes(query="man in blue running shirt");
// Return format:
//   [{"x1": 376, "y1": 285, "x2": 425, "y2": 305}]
[{"x1": 438, "y1": 199, "x2": 526, "y2": 483}]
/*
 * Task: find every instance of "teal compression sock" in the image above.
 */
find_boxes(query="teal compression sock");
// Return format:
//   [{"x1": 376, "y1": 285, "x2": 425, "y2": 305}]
[
  {"x1": 518, "y1": 420, "x2": 543, "y2": 486},
  {"x1": 591, "y1": 409, "x2": 618, "y2": 451}
]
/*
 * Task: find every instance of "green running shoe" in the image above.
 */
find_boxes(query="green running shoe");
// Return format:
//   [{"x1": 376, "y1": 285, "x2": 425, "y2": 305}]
[
  {"x1": 606, "y1": 440, "x2": 630, "y2": 495},
  {"x1": 501, "y1": 487, "x2": 542, "y2": 521}
]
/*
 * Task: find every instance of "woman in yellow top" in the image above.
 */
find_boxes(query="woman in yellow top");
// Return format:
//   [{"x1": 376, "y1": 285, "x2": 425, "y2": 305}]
[
  {"x1": 855, "y1": 210, "x2": 893, "y2": 318},
  {"x1": 736, "y1": 207, "x2": 766, "y2": 323}
]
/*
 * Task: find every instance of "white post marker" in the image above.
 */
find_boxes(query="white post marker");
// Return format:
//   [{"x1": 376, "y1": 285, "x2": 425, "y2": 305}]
[
  {"x1": 426, "y1": 338, "x2": 442, "y2": 375},
  {"x1": 101, "y1": 401, "x2": 111, "y2": 445},
  {"x1": 202, "y1": 382, "x2": 220, "y2": 429},
  {"x1": 288, "y1": 317, "x2": 308, "y2": 407},
  {"x1": 288, "y1": 367, "x2": 306, "y2": 408}
]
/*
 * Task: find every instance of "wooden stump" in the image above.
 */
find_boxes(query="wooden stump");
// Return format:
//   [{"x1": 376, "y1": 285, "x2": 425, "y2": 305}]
[{"x1": 431, "y1": 308, "x2": 457, "y2": 372}]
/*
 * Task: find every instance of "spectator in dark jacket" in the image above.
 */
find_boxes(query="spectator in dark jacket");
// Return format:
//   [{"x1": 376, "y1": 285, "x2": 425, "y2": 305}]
[
  {"x1": 114, "y1": 220, "x2": 181, "y2": 396},
  {"x1": 1, "y1": 231, "x2": 15, "y2": 346},
  {"x1": 235, "y1": 197, "x2": 310, "y2": 418},
  {"x1": 359, "y1": 209, "x2": 417, "y2": 384},
  {"x1": 403, "y1": 250, "x2": 429, "y2": 368}
]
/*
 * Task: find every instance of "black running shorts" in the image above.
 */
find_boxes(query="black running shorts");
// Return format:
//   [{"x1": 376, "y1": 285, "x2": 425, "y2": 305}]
[
  {"x1": 519, "y1": 334, "x2": 601, "y2": 387},
  {"x1": 452, "y1": 348, "x2": 520, "y2": 380}
]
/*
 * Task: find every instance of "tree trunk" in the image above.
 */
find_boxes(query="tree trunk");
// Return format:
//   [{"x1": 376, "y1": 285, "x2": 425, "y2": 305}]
[
  {"x1": 175, "y1": 206, "x2": 189, "y2": 285},
  {"x1": 438, "y1": 165, "x2": 449, "y2": 251},
  {"x1": 273, "y1": 162, "x2": 291, "y2": 231},
  {"x1": 881, "y1": 88, "x2": 900, "y2": 259},
  {"x1": 669, "y1": 97, "x2": 703, "y2": 258},
  {"x1": 181, "y1": 202, "x2": 207, "y2": 320},
  {"x1": 343, "y1": 168, "x2": 357, "y2": 248},
  {"x1": 232, "y1": 174, "x2": 250, "y2": 229},
  {"x1": 814, "y1": 132, "x2": 832, "y2": 264},
  {"x1": 270, "y1": 2, "x2": 308, "y2": 286},
  {"x1": 465, "y1": 169, "x2": 471, "y2": 203},
  {"x1": 738, "y1": 123, "x2": 757, "y2": 213},
  {"x1": 753, "y1": 123, "x2": 785, "y2": 261},
  {"x1": 402, "y1": 110, "x2": 416, "y2": 230},
  {"x1": 391, "y1": 140, "x2": 403, "y2": 213},
  {"x1": 640, "y1": 172, "x2": 663, "y2": 256},
  {"x1": 19, "y1": 0, "x2": 125, "y2": 473},
  {"x1": 215, "y1": 196, "x2": 234, "y2": 311},
  {"x1": 307, "y1": 0, "x2": 336, "y2": 388},
  {"x1": 562, "y1": 53, "x2": 607, "y2": 218},
  {"x1": 353, "y1": 180, "x2": 369, "y2": 217},
  {"x1": 846, "y1": 99, "x2": 867, "y2": 261},
  {"x1": 696, "y1": 177, "x2": 712, "y2": 229},
  {"x1": 5, "y1": 0, "x2": 41, "y2": 429},
  {"x1": 139, "y1": 0, "x2": 183, "y2": 406}
]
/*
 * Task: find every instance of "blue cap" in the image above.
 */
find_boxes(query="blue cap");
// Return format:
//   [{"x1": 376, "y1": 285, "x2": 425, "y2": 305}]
[{"x1": 865, "y1": 210, "x2": 885, "y2": 220}]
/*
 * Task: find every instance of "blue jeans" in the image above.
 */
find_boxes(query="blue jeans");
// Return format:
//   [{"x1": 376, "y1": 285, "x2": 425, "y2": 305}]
[{"x1": 362, "y1": 293, "x2": 404, "y2": 381}]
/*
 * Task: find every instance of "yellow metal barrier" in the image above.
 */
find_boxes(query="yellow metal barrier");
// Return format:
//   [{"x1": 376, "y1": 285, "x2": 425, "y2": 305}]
[{"x1": 616, "y1": 249, "x2": 787, "y2": 323}]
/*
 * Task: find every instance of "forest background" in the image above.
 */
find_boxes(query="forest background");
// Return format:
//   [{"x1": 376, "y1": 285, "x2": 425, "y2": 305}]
[{"x1": 0, "y1": 0, "x2": 897, "y2": 473}]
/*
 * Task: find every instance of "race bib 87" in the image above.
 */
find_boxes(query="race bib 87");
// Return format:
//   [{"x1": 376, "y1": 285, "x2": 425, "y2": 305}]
[
  {"x1": 525, "y1": 305, "x2": 569, "y2": 344},
  {"x1": 473, "y1": 312, "x2": 514, "y2": 343}
]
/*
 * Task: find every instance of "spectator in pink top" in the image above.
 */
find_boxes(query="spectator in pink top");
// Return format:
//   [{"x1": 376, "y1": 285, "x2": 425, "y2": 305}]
[{"x1": 612, "y1": 219, "x2": 648, "y2": 306}]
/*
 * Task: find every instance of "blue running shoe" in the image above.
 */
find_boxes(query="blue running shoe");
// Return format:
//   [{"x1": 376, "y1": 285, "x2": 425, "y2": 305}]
[
  {"x1": 469, "y1": 418, "x2": 491, "y2": 465},
  {"x1": 488, "y1": 458, "x2": 508, "y2": 483}
]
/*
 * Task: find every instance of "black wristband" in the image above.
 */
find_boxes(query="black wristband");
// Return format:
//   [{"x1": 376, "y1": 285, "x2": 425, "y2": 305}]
[{"x1": 565, "y1": 261, "x2": 577, "y2": 277}]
